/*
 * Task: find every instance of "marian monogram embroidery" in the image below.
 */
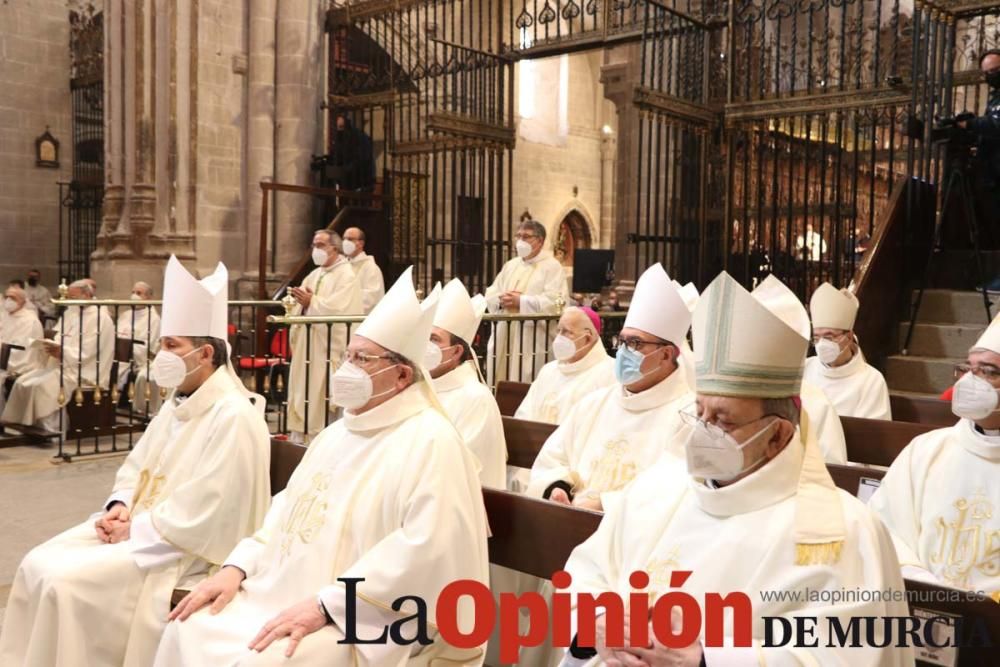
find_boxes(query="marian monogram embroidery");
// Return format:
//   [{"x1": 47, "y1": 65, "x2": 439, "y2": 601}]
[
  {"x1": 132, "y1": 469, "x2": 167, "y2": 511},
  {"x1": 930, "y1": 490, "x2": 1000, "y2": 587},
  {"x1": 279, "y1": 472, "x2": 331, "y2": 561},
  {"x1": 586, "y1": 438, "x2": 638, "y2": 495}
]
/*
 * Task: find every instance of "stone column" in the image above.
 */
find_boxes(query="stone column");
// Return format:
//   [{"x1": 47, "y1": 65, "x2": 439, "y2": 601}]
[{"x1": 245, "y1": 0, "x2": 277, "y2": 284}]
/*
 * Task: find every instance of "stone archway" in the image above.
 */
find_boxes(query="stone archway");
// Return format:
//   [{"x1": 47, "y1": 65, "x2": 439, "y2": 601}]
[{"x1": 553, "y1": 209, "x2": 593, "y2": 268}]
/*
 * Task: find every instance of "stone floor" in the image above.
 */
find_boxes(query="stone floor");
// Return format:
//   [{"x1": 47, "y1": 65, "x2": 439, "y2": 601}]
[{"x1": 0, "y1": 442, "x2": 125, "y2": 629}]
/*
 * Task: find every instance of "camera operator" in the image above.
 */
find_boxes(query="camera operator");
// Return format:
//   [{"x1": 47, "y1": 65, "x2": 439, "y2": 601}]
[{"x1": 956, "y1": 49, "x2": 1000, "y2": 251}]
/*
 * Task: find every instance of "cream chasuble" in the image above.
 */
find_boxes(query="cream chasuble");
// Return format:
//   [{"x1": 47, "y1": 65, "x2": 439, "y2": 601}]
[
  {"x1": 485, "y1": 251, "x2": 568, "y2": 385},
  {"x1": 804, "y1": 352, "x2": 892, "y2": 421},
  {"x1": 0, "y1": 367, "x2": 271, "y2": 667},
  {"x1": 869, "y1": 420, "x2": 1000, "y2": 597},
  {"x1": 563, "y1": 436, "x2": 914, "y2": 666},
  {"x1": 527, "y1": 369, "x2": 692, "y2": 508},
  {"x1": 348, "y1": 251, "x2": 386, "y2": 314},
  {"x1": 116, "y1": 305, "x2": 162, "y2": 415},
  {"x1": 153, "y1": 384, "x2": 490, "y2": 667},
  {"x1": 287, "y1": 258, "x2": 362, "y2": 438},
  {"x1": 515, "y1": 341, "x2": 615, "y2": 425},
  {"x1": 433, "y1": 360, "x2": 508, "y2": 489},
  {"x1": 2, "y1": 304, "x2": 115, "y2": 425},
  {"x1": 0, "y1": 306, "x2": 43, "y2": 416},
  {"x1": 800, "y1": 380, "x2": 848, "y2": 464}
]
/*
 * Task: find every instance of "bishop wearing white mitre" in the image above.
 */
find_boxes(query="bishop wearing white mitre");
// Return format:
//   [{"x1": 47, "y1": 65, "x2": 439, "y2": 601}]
[
  {"x1": 528, "y1": 263, "x2": 693, "y2": 513},
  {"x1": 287, "y1": 229, "x2": 362, "y2": 441},
  {"x1": 0, "y1": 257, "x2": 272, "y2": 666},
  {"x1": 155, "y1": 266, "x2": 490, "y2": 666},
  {"x1": 1, "y1": 279, "x2": 114, "y2": 432},
  {"x1": 485, "y1": 218, "x2": 568, "y2": 385},
  {"x1": 515, "y1": 306, "x2": 615, "y2": 425},
  {"x1": 749, "y1": 275, "x2": 848, "y2": 464},
  {"x1": 561, "y1": 271, "x2": 912, "y2": 667},
  {"x1": 804, "y1": 283, "x2": 892, "y2": 421},
  {"x1": 426, "y1": 278, "x2": 507, "y2": 489},
  {"x1": 869, "y1": 315, "x2": 1000, "y2": 599}
]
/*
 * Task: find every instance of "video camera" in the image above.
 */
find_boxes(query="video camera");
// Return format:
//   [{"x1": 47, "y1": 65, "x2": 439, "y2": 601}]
[{"x1": 930, "y1": 112, "x2": 977, "y2": 146}]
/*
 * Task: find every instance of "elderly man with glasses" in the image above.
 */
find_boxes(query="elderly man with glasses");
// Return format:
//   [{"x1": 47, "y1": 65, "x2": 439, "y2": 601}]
[
  {"x1": 527, "y1": 264, "x2": 692, "y2": 513},
  {"x1": 803, "y1": 282, "x2": 891, "y2": 420},
  {"x1": 869, "y1": 316, "x2": 1000, "y2": 598},
  {"x1": 484, "y1": 218, "x2": 568, "y2": 385}
]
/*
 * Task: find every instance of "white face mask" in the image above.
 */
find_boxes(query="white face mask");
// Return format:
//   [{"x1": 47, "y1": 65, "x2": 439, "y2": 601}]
[
  {"x1": 951, "y1": 372, "x2": 999, "y2": 420},
  {"x1": 3, "y1": 298, "x2": 18, "y2": 313},
  {"x1": 330, "y1": 361, "x2": 398, "y2": 409},
  {"x1": 151, "y1": 348, "x2": 201, "y2": 389},
  {"x1": 684, "y1": 416, "x2": 777, "y2": 482},
  {"x1": 130, "y1": 293, "x2": 143, "y2": 301},
  {"x1": 515, "y1": 239, "x2": 533, "y2": 259},
  {"x1": 552, "y1": 333, "x2": 583, "y2": 361},
  {"x1": 424, "y1": 341, "x2": 443, "y2": 371},
  {"x1": 311, "y1": 247, "x2": 329, "y2": 266},
  {"x1": 342, "y1": 240, "x2": 358, "y2": 256},
  {"x1": 815, "y1": 338, "x2": 843, "y2": 365}
]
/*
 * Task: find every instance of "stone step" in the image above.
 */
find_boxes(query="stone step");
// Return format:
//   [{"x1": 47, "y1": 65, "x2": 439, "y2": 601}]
[
  {"x1": 884, "y1": 354, "x2": 961, "y2": 395},
  {"x1": 897, "y1": 321, "x2": 985, "y2": 357},
  {"x1": 909, "y1": 289, "x2": 995, "y2": 326}
]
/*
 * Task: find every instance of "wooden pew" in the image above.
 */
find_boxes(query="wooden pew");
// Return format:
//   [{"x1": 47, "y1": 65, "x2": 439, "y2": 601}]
[
  {"x1": 904, "y1": 579, "x2": 1000, "y2": 667},
  {"x1": 841, "y1": 416, "x2": 934, "y2": 467},
  {"x1": 889, "y1": 394, "x2": 956, "y2": 427},
  {"x1": 496, "y1": 380, "x2": 530, "y2": 417},
  {"x1": 502, "y1": 415, "x2": 555, "y2": 468},
  {"x1": 827, "y1": 463, "x2": 886, "y2": 499}
]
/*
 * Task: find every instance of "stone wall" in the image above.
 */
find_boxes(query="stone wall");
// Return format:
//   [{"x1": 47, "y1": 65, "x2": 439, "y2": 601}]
[{"x1": 0, "y1": 0, "x2": 73, "y2": 287}]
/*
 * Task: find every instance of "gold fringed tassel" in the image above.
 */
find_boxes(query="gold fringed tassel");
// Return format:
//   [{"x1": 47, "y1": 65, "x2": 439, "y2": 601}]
[{"x1": 795, "y1": 541, "x2": 843, "y2": 566}]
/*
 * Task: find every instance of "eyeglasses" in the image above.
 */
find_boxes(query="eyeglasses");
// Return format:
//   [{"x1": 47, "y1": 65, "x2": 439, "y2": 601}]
[
  {"x1": 953, "y1": 363, "x2": 1000, "y2": 381},
  {"x1": 514, "y1": 233, "x2": 536, "y2": 241},
  {"x1": 616, "y1": 337, "x2": 668, "y2": 353},
  {"x1": 811, "y1": 331, "x2": 849, "y2": 344},
  {"x1": 344, "y1": 350, "x2": 392, "y2": 366},
  {"x1": 678, "y1": 403, "x2": 776, "y2": 436}
]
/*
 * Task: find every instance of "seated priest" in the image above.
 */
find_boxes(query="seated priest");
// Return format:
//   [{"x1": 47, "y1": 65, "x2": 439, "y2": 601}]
[
  {"x1": 560, "y1": 271, "x2": 912, "y2": 666},
  {"x1": 0, "y1": 257, "x2": 272, "y2": 666},
  {"x1": 527, "y1": 263, "x2": 693, "y2": 512},
  {"x1": 804, "y1": 282, "x2": 892, "y2": 420},
  {"x1": 869, "y1": 316, "x2": 1000, "y2": 598},
  {"x1": 485, "y1": 218, "x2": 569, "y2": 385},
  {"x1": 0, "y1": 286, "x2": 43, "y2": 415},
  {"x1": 426, "y1": 278, "x2": 507, "y2": 489},
  {"x1": 1, "y1": 279, "x2": 114, "y2": 433},
  {"x1": 286, "y1": 229, "x2": 362, "y2": 442},
  {"x1": 155, "y1": 267, "x2": 490, "y2": 667},
  {"x1": 514, "y1": 306, "x2": 614, "y2": 425},
  {"x1": 749, "y1": 275, "x2": 848, "y2": 464},
  {"x1": 116, "y1": 280, "x2": 162, "y2": 415}
]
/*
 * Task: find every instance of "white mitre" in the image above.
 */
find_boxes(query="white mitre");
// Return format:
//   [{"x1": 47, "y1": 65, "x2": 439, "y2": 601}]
[
  {"x1": 671, "y1": 280, "x2": 700, "y2": 314},
  {"x1": 160, "y1": 255, "x2": 228, "y2": 339},
  {"x1": 623, "y1": 263, "x2": 691, "y2": 344},
  {"x1": 972, "y1": 311, "x2": 1000, "y2": 354},
  {"x1": 694, "y1": 271, "x2": 845, "y2": 565},
  {"x1": 355, "y1": 266, "x2": 439, "y2": 363},
  {"x1": 810, "y1": 282, "x2": 859, "y2": 331},
  {"x1": 434, "y1": 279, "x2": 486, "y2": 346}
]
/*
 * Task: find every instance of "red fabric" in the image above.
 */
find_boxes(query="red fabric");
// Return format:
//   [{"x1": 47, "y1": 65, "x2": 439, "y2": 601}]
[
  {"x1": 940, "y1": 385, "x2": 954, "y2": 401},
  {"x1": 579, "y1": 306, "x2": 602, "y2": 334}
]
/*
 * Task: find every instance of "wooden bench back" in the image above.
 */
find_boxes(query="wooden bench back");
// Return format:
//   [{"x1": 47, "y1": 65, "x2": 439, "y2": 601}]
[
  {"x1": 826, "y1": 463, "x2": 886, "y2": 499},
  {"x1": 889, "y1": 394, "x2": 956, "y2": 427},
  {"x1": 496, "y1": 380, "x2": 530, "y2": 417},
  {"x1": 841, "y1": 416, "x2": 935, "y2": 467},
  {"x1": 502, "y1": 416, "x2": 556, "y2": 469},
  {"x1": 270, "y1": 438, "x2": 307, "y2": 493},
  {"x1": 0, "y1": 342, "x2": 24, "y2": 372}
]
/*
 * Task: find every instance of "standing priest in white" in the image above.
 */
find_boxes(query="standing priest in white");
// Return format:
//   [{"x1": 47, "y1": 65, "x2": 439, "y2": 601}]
[
  {"x1": 0, "y1": 257, "x2": 272, "y2": 667},
  {"x1": 804, "y1": 282, "x2": 892, "y2": 420},
  {"x1": 560, "y1": 271, "x2": 912, "y2": 666},
  {"x1": 116, "y1": 281, "x2": 162, "y2": 415},
  {"x1": 485, "y1": 219, "x2": 568, "y2": 385},
  {"x1": 527, "y1": 263, "x2": 692, "y2": 512},
  {"x1": 342, "y1": 226, "x2": 385, "y2": 313},
  {"x1": 156, "y1": 267, "x2": 490, "y2": 667},
  {"x1": 870, "y1": 316, "x2": 1000, "y2": 597},
  {"x1": 427, "y1": 278, "x2": 507, "y2": 489},
  {"x1": 0, "y1": 286, "x2": 43, "y2": 416},
  {"x1": 287, "y1": 229, "x2": 362, "y2": 441},
  {"x1": 515, "y1": 306, "x2": 614, "y2": 425},
  {"x1": 750, "y1": 275, "x2": 848, "y2": 464},
  {"x1": 1, "y1": 279, "x2": 114, "y2": 433}
]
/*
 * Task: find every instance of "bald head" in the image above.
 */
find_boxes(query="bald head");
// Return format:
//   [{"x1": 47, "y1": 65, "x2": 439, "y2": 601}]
[
  {"x1": 343, "y1": 227, "x2": 366, "y2": 257},
  {"x1": 4, "y1": 286, "x2": 26, "y2": 310},
  {"x1": 68, "y1": 279, "x2": 94, "y2": 299},
  {"x1": 555, "y1": 307, "x2": 600, "y2": 363},
  {"x1": 132, "y1": 281, "x2": 153, "y2": 299}
]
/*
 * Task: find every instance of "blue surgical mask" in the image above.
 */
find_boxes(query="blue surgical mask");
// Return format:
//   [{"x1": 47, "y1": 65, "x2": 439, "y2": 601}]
[{"x1": 615, "y1": 346, "x2": 649, "y2": 385}]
